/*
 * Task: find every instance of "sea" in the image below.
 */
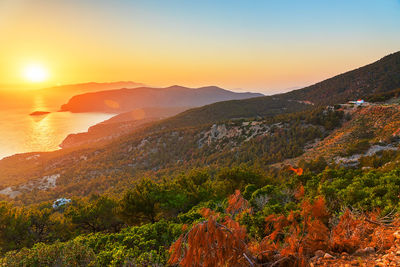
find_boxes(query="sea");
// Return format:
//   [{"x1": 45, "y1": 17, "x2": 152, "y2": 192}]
[{"x1": 0, "y1": 89, "x2": 114, "y2": 159}]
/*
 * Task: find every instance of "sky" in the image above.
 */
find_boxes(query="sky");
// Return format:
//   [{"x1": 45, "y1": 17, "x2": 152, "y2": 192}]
[{"x1": 0, "y1": 0, "x2": 399, "y2": 94}]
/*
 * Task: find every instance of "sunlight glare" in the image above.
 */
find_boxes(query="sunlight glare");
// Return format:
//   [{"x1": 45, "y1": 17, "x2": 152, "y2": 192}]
[{"x1": 23, "y1": 64, "x2": 49, "y2": 83}]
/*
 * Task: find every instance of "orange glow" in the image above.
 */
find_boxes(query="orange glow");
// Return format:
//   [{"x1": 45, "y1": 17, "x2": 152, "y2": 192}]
[
  {"x1": 104, "y1": 100, "x2": 120, "y2": 109},
  {"x1": 0, "y1": 1, "x2": 398, "y2": 93},
  {"x1": 129, "y1": 109, "x2": 146, "y2": 120}
]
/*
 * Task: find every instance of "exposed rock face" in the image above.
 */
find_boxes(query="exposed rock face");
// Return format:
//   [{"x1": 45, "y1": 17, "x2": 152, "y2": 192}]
[
  {"x1": 197, "y1": 120, "x2": 315, "y2": 149},
  {"x1": 0, "y1": 186, "x2": 21, "y2": 198},
  {"x1": 334, "y1": 144, "x2": 399, "y2": 167},
  {"x1": 0, "y1": 174, "x2": 60, "y2": 199},
  {"x1": 280, "y1": 104, "x2": 400, "y2": 167},
  {"x1": 209, "y1": 124, "x2": 228, "y2": 142}
]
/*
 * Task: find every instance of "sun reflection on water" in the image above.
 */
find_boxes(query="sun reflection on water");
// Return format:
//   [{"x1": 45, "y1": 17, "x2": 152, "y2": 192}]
[
  {"x1": 29, "y1": 95, "x2": 55, "y2": 150},
  {"x1": 0, "y1": 94, "x2": 115, "y2": 159}
]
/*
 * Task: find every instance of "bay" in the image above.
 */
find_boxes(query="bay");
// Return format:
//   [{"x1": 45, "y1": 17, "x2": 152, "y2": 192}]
[{"x1": 0, "y1": 91, "x2": 114, "y2": 159}]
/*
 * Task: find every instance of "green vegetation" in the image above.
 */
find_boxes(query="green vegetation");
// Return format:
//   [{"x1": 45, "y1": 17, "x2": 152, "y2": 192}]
[
  {"x1": 366, "y1": 87, "x2": 400, "y2": 103},
  {"x1": 341, "y1": 139, "x2": 371, "y2": 156},
  {"x1": 2, "y1": 161, "x2": 400, "y2": 265},
  {"x1": 0, "y1": 107, "x2": 344, "y2": 205}
]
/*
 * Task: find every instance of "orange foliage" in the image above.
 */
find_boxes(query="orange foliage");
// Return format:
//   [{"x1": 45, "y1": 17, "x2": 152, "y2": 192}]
[
  {"x1": 255, "y1": 196, "x2": 330, "y2": 266},
  {"x1": 169, "y1": 189, "x2": 400, "y2": 267},
  {"x1": 330, "y1": 209, "x2": 367, "y2": 253},
  {"x1": 289, "y1": 166, "x2": 304, "y2": 175},
  {"x1": 330, "y1": 209, "x2": 399, "y2": 253},
  {"x1": 226, "y1": 189, "x2": 251, "y2": 216},
  {"x1": 169, "y1": 192, "x2": 254, "y2": 266},
  {"x1": 168, "y1": 208, "x2": 253, "y2": 266}
]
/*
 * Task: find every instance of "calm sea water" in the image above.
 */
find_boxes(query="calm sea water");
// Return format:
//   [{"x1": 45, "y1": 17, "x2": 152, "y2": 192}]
[{"x1": 0, "y1": 91, "x2": 114, "y2": 159}]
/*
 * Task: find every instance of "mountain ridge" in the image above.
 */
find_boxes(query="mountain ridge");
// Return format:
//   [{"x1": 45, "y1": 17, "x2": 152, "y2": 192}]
[
  {"x1": 60, "y1": 85, "x2": 264, "y2": 113},
  {"x1": 41, "y1": 81, "x2": 145, "y2": 93},
  {"x1": 279, "y1": 51, "x2": 400, "y2": 104}
]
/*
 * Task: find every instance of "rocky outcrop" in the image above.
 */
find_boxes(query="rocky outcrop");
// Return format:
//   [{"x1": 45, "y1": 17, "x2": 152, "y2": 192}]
[
  {"x1": 311, "y1": 230, "x2": 400, "y2": 266},
  {"x1": 0, "y1": 174, "x2": 60, "y2": 199}
]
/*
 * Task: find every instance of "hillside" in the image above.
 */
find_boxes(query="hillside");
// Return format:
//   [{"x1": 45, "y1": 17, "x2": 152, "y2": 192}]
[
  {"x1": 3, "y1": 104, "x2": 400, "y2": 265},
  {"x1": 151, "y1": 96, "x2": 312, "y2": 130},
  {"x1": 279, "y1": 51, "x2": 400, "y2": 104},
  {"x1": 0, "y1": 107, "x2": 343, "y2": 202},
  {"x1": 60, "y1": 107, "x2": 190, "y2": 149},
  {"x1": 60, "y1": 85, "x2": 263, "y2": 113},
  {"x1": 4, "y1": 101, "x2": 400, "y2": 205},
  {"x1": 91, "y1": 51, "x2": 400, "y2": 128},
  {"x1": 276, "y1": 104, "x2": 400, "y2": 169},
  {"x1": 59, "y1": 96, "x2": 312, "y2": 149},
  {"x1": 2, "y1": 51, "x2": 400, "y2": 203}
]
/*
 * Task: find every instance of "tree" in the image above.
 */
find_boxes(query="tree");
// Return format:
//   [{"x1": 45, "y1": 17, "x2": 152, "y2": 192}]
[
  {"x1": 26, "y1": 204, "x2": 68, "y2": 243},
  {"x1": 119, "y1": 178, "x2": 161, "y2": 224},
  {"x1": 0, "y1": 202, "x2": 31, "y2": 252},
  {"x1": 65, "y1": 195, "x2": 123, "y2": 233}
]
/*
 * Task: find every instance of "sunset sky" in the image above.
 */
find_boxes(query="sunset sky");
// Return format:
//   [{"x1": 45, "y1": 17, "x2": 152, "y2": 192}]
[{"x1": 1, "y1": 0, "x2": 399, "y2": 93}]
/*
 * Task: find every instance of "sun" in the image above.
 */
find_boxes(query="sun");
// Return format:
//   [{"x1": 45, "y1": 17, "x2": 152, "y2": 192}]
[{"x1": 23, "y1": 64, "x2": 49, "y2": 83}]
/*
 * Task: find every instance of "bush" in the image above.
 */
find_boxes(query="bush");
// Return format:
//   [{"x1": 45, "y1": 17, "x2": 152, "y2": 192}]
[{"x1": 0, "y1": 240, "x2": 96, "y2": 267}]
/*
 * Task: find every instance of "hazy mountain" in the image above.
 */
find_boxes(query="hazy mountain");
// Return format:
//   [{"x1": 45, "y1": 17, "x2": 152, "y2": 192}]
[
  {"x1": 41, "y1": 81, "x2": 145, "y2": 94},
  {"x1": 60, "y1": 85, "x2": 263, "y2": 113}
]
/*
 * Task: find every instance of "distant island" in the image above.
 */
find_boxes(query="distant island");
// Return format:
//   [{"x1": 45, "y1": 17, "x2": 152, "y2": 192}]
[{"x1": 29, "y1": 111, "x2": 51, "y2": 116}]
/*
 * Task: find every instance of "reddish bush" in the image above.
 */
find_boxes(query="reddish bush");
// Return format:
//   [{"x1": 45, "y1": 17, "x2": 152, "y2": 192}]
[{"x1": 169, "y1": 192, "x2": 254, "y2": 266}]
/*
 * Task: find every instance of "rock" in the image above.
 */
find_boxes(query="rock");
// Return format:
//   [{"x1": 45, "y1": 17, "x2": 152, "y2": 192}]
[
  {"x1": 353, "y1": 248, "x2": 365, "y2": 256},
  {"x1": 314, "y1": 250, "x2": 325, "y2": 258},
  {"x1": 353, "y1": 247, "x2": 375, "y2": 256},
  {"x1": 364, "y1": 246, "x2": 375, "y2": 254},
  {"x1": 323, "y1": 253, "x2": 334, "y2": 259}
]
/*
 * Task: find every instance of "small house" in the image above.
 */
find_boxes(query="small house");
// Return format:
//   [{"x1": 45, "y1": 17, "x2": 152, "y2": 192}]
[{"x1": 52, "y1": 198, "x2": 71, "y2": 209}]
